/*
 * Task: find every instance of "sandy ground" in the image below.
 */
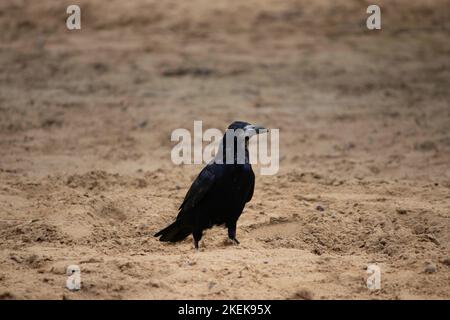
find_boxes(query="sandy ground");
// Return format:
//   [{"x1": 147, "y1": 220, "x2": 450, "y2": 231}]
[{"x1": 0, "y1": 0, "x2": 449, "y2": 299}]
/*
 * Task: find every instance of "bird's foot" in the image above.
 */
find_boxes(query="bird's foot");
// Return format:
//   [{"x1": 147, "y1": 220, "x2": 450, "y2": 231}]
[{"x1": 230, "y1": 237, "x2": 240, "y2": 245}]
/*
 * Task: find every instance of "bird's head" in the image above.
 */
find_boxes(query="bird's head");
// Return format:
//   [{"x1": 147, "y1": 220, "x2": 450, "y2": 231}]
[
  {"x1": 215, "y1": 121, "x2": 268, "y2": 164},
  {"x1": 227, "y1": 121, "x2": 267, "y2": 138}
]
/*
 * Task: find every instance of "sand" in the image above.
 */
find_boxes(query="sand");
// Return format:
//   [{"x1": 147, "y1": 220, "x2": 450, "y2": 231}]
[{"x1": 0, "y1": 0, "x2": 449, "y2": 299}]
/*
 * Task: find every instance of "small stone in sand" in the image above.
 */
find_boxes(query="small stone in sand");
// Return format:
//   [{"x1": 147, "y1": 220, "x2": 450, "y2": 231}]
[
  {"x1": 292, "y1": 289, "x2": 314, "y2": 300},
  {"x1": 316, "y1": 205, "x2": 325, "y2": 212},
  {"x1": 208, "y1": 281, "x2": 216, "y2": 290},
  {"x1": 440, "y1": 258, "x2": 450, "y2": 266},
  {"x1": 424, "y1": 263, "x2": 437, "y2": 274}
]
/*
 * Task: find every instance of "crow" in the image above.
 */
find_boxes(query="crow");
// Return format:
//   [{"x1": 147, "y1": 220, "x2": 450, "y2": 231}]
[{"x1": 154, "y1": 121, "x2": 266, "y2": 250}]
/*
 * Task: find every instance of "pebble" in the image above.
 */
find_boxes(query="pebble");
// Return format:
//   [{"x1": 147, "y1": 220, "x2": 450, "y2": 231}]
[
  {"x1": 208, "y1": 281, "x2": 216, "y2": 290},
  {"x1": 424, "y1": 263, "x2": 437, "y2": 274},
  {"x1": 440, "y1": 257, "x2": 450, "y2": 266}
]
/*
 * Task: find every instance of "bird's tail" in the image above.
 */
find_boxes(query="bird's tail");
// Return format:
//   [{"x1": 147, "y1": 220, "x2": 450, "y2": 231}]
[{"x1": 154, "y1": 220, "x2": 192, "y2": 242}]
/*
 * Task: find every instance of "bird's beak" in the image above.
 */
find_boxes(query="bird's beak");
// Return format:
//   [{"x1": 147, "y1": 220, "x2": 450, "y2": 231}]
[
  {"x1": 254, "y1": 125, "x2": 267, "y2": 135},
  {"x1": 243, "y1": 124, "x2": 267, "y2": 138}
]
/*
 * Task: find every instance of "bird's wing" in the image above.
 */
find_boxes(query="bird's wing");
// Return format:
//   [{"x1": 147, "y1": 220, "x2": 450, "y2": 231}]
[
  {"x1": 246, "y1": 169, "x2": 255, "y2": 203},
  {"x1": 178, "y1": 164, "x2": 218, "y2": 214}
]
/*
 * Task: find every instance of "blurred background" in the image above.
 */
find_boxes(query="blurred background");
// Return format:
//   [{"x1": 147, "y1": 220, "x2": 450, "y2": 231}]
[{"x1": 0, "y1": 0, "x2": 449, "y2": 299}]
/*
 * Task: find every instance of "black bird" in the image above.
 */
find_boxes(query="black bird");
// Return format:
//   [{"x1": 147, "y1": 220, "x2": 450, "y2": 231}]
[{"x1": 154, "y1": 121, "x2": 266, "y2": 249}]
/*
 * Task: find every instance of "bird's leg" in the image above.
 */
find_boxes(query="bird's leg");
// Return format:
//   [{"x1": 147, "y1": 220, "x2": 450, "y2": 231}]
[
  {"x1": 193, "y1": 229, "x2": 203, "y2": 251},
  {"x1": 227, "y1": 222, "x2": 240, "y2": 245}
]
